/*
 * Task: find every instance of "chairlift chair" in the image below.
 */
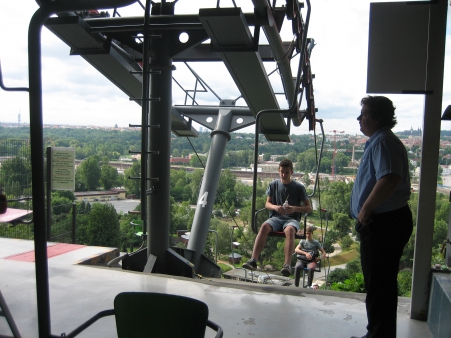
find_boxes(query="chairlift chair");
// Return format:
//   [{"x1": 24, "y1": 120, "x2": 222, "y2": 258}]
[{"x1": 252, "y1": 208, "x2": 308, "y2": 240}]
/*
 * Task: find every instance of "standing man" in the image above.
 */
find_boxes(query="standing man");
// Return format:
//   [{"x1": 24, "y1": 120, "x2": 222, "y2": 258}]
[
  {"x1": 243, "y1": 159, "x2": 312, "y2": 276},
  {"x1": 350, "y1": 96, "x2": 413, "y2": 338}
]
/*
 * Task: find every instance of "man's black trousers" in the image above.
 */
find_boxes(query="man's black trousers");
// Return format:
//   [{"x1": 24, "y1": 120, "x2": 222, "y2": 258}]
[{"x1": 356, "y1": 205, "x2": 413, "y2": 338}]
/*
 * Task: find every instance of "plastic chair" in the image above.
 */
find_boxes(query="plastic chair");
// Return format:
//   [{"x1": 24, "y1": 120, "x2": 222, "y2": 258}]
[
  {"x1": 57, "y1": 292, "x2": 223, "y2": 338},
  {"x1": 114, "y1": 292, "x2": 223, "y2": 338}
]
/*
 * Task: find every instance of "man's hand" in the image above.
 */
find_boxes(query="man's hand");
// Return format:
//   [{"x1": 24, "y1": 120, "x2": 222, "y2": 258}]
[
  {"x1": 284, "y1": 205, "x2": 294, "y2": 214},
  {"x1": 276, "y1": 205, "x2": 287, "y2": 214},
  {"x1": 357, "y1": 207, "x2": 373, "y2": 225}
]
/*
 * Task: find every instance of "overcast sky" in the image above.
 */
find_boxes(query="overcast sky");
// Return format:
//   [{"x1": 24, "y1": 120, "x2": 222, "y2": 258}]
[{"x1": 0, "y1": 1, "x2": 450, "y2": 136}]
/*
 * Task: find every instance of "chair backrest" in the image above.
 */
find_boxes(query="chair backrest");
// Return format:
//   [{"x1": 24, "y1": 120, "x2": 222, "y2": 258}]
[{"x1": 114, "y1": 292, "x2": 210, "y2": 338}]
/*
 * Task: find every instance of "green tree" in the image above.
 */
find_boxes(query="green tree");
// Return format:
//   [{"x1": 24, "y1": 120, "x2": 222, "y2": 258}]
[
  {"x1": 100, "y1": 164, "x2": 119, "y2": 190},
  {"x1": 321, "y1": 181, "x2": 353, "y2": 218},
  {"x1": 170, "y1": 200, "x2": 195, "y2": 233},
  {"x1": 124, "y1": 161, "x2": 141, "y2": 196},
  {"x1": 52, "y1": 190, "x2": 75, "y2": 201},
  {"x1": 397, "y1": 269, "x2": 412, "y2": 297},
  {"x1": 0, "y1": 155, "x2": 31, "y2": 195},
  {"x1": 340, "y1": 235, "x2": 354, "y2": 250},
  {"x1": 330, "y1": 272, "x2": 366, "y2": 293},
  {"x1": 189, "y1": 169, "x2": 204, "y2": 204},
  {"x1": 78, "y1": 203, "x2": 121, "y2": 247},
  {"x1": 333, "y1": 213, "x2": 352, "y2": 239},
  {"x1": 77, "y1": 156, "x2": 101, "y2": 191}
]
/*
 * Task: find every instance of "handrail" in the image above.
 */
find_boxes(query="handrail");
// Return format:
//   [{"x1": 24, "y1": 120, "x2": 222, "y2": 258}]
[
  {"x1": 55, "y1": 309, "x2": 115, "y2": 338},
  {"x1": 0, "y1": 59, "x2": 29, "y2": 92},
  {"x1": 28, "y1": 1, "x2": 139, "y2": 336},
  {"x1": 251, "y1": 0, "x2": 311, "y2": 239}
]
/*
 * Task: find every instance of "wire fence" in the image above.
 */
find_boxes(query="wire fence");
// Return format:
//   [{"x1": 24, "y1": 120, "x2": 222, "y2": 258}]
[
  {"x1": 0, "y1": 139, "x2": 80, "y2": 243},
  {"x1": 1, "y1": 202, "x2": 79, "y2": 243}
]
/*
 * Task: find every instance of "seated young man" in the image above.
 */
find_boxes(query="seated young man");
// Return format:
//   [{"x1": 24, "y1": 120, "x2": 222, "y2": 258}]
[{"x1": 243, "y1": 159, "x2": 312, "y2": 276}]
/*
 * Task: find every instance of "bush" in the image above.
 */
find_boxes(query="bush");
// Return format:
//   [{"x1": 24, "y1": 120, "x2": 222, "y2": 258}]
[
  {"x1": 327, "y1": 268, "x2": 350, "y2": 284},
  {"x1": 397, "y1": 269, "x2": 412, "y2": 297},
  {"x1": 345, "y1": 258, "x2": 362, "y2": 275},
  {"x1": 340, "y1": 235, "x2": 354, "y2": 250},
  {"x1": 330, "y1": 272, "x2": 366, "y2": 293}
]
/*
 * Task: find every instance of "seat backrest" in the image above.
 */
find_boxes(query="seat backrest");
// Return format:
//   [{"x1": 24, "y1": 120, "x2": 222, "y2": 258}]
[{"x1": 114, "y1": 292, "x2": 209, "y2": 338}]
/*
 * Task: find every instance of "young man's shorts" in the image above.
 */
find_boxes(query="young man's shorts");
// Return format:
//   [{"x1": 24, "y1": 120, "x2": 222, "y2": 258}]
[{"x1": 265, "y1": 216, "x2": 300, "y2": 231}]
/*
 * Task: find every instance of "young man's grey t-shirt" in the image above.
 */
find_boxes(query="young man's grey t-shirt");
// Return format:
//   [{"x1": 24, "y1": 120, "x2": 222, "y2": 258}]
[{"x1": 266, "y1": 180, "x2": 308, "y2": 221}]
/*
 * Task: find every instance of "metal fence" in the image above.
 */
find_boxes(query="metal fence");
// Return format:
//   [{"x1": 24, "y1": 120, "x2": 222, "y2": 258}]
[
  {"x1": 1, "y1": 139, "x2": 80, "y2": 243},
  {"x1": 1, "y1": 202, "x2": 79, "y2": 243}
]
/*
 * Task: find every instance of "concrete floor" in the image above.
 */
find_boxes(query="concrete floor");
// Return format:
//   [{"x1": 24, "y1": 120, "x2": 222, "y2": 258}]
[{"x1": 0, "y1": 238, "x2": 433, "y2": 338}]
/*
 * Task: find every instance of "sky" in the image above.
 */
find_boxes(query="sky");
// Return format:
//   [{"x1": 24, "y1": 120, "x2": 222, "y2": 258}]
[{"x1": 0, "y1": 0, "x2": 450, "y2": 136}]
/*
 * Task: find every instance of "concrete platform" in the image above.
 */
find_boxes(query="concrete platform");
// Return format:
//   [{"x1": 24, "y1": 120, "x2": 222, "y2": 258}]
[{"x1": 0, "y1": 238, "x2": 433, "y2": 338}]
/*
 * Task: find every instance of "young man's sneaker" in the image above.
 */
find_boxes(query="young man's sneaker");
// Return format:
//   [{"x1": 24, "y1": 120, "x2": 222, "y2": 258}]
[
  {"x1": 281, "y1": 264, "x2": 292, "y2": 277},
  {"x1": 243, "y1": 259, "x2": 257, "y2": 270}
]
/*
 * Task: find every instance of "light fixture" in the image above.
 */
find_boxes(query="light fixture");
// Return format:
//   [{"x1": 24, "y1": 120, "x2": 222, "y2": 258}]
[{"x1": 441, "y1": 105, "x2": 451, "y2": 120}]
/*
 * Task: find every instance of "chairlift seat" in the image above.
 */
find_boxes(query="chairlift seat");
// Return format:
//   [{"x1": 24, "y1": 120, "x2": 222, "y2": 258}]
[
  {"x1": 253, "y1": 208, "x2": 307, "y2": 240},
  {"x1": 130, "y1": 220, "x2": 144, "y2": 237}
]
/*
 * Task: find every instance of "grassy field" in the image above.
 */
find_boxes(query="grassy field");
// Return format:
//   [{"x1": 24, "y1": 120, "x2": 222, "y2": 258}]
[{"x1": 329, "y1": 242, "x2": 359, "y2": 266}]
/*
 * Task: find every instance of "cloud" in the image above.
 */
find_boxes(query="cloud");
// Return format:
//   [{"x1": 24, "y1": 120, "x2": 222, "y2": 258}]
[{"x1": 0, "y1": 1, "x2": 448, "y2": 135}]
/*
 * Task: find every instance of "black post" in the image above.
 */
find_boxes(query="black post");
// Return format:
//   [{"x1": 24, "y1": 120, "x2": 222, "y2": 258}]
[
  {"x1": 46, "y1": 147, "x2": 52, "y2": 240},
  {"x1": 72, "y1": 203, "x2": 76, "y2": 244},
  {"x1": 28, "y1": 1, "x2": 139, "y2": 336}
]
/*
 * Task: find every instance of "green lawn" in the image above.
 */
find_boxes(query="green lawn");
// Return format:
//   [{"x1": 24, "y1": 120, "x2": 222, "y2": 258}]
[{"x1": 328, "y1": 242, "x2": 359, "y2": 266}]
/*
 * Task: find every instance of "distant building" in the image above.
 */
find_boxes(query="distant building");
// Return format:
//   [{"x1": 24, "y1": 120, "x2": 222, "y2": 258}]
[
  {"x1": 74, "y1": 188, "x2": 126, "y2": 202},
  {"x1": 170, "y1": 157, "x2": 190, "y2": 164}
]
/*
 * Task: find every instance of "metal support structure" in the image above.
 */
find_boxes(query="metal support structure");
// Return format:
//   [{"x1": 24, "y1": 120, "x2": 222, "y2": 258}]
[
  {"x1": 188, "y1": 109, "x2": 234, "y2": 269},
  {"x1": 0, "y1": 290, "x2": 22, "y2": 338},
  {"x1": 146, "y1": 3, "x2": 173, "y2": 273},
  {"x1": 410, "y1": 0, "x2": 447, "y2": 320},
  {"x1": 46, "y1": 147, "x2": 52, "y2": 241}
]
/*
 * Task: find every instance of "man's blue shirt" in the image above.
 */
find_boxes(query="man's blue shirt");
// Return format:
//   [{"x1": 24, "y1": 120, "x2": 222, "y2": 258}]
[{"x1": 350, "y1": 127, "x2": 411, "y2": 219}]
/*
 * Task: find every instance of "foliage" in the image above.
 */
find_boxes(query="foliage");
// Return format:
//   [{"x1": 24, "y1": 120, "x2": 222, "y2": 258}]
[
  {"x1": 327, "y1": 268, "x2": 351, "y2": 284},
  {"x1": 123, "y1": 161, "x2": 141, "y2": 196},
  {"x1": 170, "y1": 200, "x2": 195, "y2": 234},
  {"x1": 77, "y1": 203, "x2": 121, "y2": 247},
  {"x1": 330, "y1": 272, "x2": 366, "y2": 293},
  {"x1": 52, "y1": 190, "x2": 75, "y2": 201},
  {"x1": 208, "y1": 218, "x2": 233, "y2": 256},
  {"x1": 397, "y1": 269, "x2": 412, "y2": 297},
  {"x1": 320, "y1": 181, "x2": 353, "y2": 219},
  {"x1": 340, "y1": 235, "x2": 354, "y2": 250},
  {"x1": 52, "y1": 197, "x2": 72, "y2": 215},
  {"x1": 0, "y1": 153, "x2": 31, "y2": 196},
  {"x1": 76, "y1": 156, "x2": 101, "y2": 191},
  {"x1": 345, "y1": 258, "x2": 362, "y2": 275},
  {"x1": 333, "y1": 213, "x2": 352, "y2": 239},
  {"x1": 100, "y1": 164, "x2": 119, "y2": 190}
]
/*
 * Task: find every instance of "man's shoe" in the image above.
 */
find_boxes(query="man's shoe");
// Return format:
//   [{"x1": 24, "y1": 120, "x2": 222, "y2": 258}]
[
  {"x1": 281, "y1": 264, "x2": 292, "y2": 277},
  {"x1": 242, "y1": 259, "x2": 257, "y2": 270}
]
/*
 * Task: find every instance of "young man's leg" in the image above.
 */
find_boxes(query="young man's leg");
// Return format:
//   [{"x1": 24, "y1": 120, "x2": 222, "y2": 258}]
[
  {"x1": 283, "y1": 225, "x2": 296, "y2": 265},
  {"x1": 280, "y1": 224, "x2": 297, "y2": 276},
  {"x1": 294, "y1": 260, "x2": 306, "y2": 287},
  {"x1": 242, "y1": 222, "x2": 273, "y2": 269},
  {"x1": 252, "y1": 222, "x2": 273, "y2": 258}
]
